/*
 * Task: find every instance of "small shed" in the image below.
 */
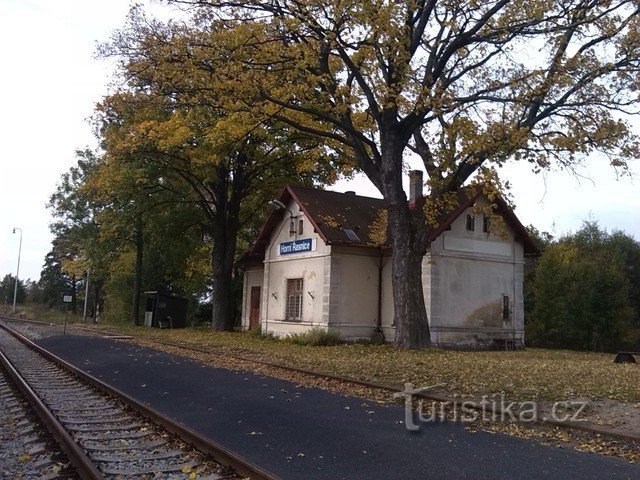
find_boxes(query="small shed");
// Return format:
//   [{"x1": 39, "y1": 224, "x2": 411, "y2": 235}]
[{"x1": 143, "y1": 291, "x2": 188, "y2": 328}]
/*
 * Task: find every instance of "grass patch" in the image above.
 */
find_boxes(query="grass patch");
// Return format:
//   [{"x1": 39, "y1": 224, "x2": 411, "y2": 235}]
[
  {"x1": 287, "y1": 327, "x2": 341, "y2": 346},
  {"x1": 69, "y1": 322, "x2": 640, "y2": 404},
  {"x1": 11, "y1": 304, "x2": 635, "y2": 405},
  {"x1": 247, "y1": 323, "x2": 278, "y2": 340},
  {"x1": 1, "y1": 304, "x2": 84, "y2": 325}
]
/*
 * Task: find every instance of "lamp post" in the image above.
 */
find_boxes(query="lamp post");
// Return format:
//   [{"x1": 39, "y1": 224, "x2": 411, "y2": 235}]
[
  {"x1": 268, "y1": 199, "x2": 295, "y2": 236},
  {"x1": 12, "y1": 227, "x2": 22, "y2": 313},
  {"x1": 83, "y1": 269, "x2": 90, "y2": 322}
]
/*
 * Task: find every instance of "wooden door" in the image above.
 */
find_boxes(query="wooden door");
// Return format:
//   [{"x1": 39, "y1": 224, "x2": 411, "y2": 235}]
[{"x1": 249, "y1": 286, "x2": 261, "y2": 329}]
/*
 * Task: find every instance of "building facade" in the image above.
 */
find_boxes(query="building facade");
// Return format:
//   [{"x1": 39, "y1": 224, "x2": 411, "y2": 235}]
[{"x1": 241, "y1": 177, "x2": 537, "y2": 348}]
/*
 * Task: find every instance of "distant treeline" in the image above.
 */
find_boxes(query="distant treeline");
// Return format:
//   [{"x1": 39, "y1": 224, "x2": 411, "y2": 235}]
[{"x1": 525, "y1": 221, "x2": 640, "y2": 352}]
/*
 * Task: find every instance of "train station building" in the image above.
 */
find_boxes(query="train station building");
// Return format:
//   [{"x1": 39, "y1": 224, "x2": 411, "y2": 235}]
[{"x1": 241, "y1": 173, "x2": 538, "y2": 348}]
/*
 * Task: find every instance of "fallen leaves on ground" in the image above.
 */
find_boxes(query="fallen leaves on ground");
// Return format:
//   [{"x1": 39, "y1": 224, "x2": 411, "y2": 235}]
[
  {"x1": 74, "y1": 323, "x2": 640, "y2": 463},
  {"x1": 86, "y1": 324, "x2": 640, "y2": 404}
]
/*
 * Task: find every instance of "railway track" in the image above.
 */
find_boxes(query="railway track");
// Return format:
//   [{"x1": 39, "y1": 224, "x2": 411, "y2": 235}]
[
  {"x1": 0, "y1": 366, "x2": 78, "y2": 479},
  {"x1": 0, "y1": 322, "x2": 280, "y2": 480},
  {"x1": 3, "y1": 315, "x2": 640, "y2": 452}
]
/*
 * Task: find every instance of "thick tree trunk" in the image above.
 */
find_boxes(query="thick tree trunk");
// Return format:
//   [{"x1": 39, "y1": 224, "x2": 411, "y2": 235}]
[
  {"x1": 386, "y1": 202, "x2": 432, "y2": 349},
  {"x1": 379, "y1": 144, "x2": 432, "y2": 349},
  {"x1": 210, "y1": 240, "x2": 236, "y2": 331},
  {"x1": 210, "y1": 175, "x2": 242, "y2": 332},
  {"x1": 131, "y1": 224, "x2": 143, "y2": 325}
]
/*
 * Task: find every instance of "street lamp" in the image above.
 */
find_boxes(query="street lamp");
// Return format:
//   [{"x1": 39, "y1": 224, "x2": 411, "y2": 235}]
[
  {"x1": 12, "y1": 228, "x2": 22, "y2": 313},
  {"x1": 268, "y1": 199, "x2": 296, "y2": 236}
]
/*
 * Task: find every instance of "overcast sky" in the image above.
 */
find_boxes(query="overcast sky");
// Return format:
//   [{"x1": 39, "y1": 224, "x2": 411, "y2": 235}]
[{"x1": 1, "y1": 0, "x2": 638, "y2": 283}]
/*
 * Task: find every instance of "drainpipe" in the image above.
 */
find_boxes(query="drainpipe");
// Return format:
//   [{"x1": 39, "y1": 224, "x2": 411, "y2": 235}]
[
  {"x1": 263, "y1": 259, "x2": 269, "y2": 334},
  {"x1": 377, "y1": 248, "x2": 383, "y2": 330}
]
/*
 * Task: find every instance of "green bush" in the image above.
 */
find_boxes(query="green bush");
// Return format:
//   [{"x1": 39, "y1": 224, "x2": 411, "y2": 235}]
[
  {"x1": 286, "y1": 327, "x2": 341, "y2": 346},
  {"x1": 619, "y1": 328, "x2": 640, "y2": 351},
  {"x1": 528, "y1": 221, "x2": 638, "y2": 352},
  {"x1": 247, "y1": 323, "x2": 278, "y2": 340}
]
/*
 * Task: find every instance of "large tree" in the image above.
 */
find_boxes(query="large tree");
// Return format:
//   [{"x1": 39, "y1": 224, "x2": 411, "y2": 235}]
[
  {"x1": 48, "y1": 150, "x2": 103, "y2": 315},
  {"x1": 0, "y1": 274, "x2": 26, "y2": 307},
  {"x1": 168, "y1": 0, "x2": 640, "y2": 348},
  {"x1": 48, "y1": 148, "x2": 211, "y2": 324},
  {"x1": 530, "y1": 221, "x2": 638, "y2": 351},
  {"x1": 83, "y1": 147, "x2": 211, "y2": 324},
  {"x1": 98, "y1": 13, "x2": 347, "y2": 330}
]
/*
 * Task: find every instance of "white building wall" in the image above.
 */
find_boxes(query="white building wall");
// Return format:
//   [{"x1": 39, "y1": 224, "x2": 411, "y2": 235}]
[
  {"x1": 329, "y1": 247, "x2": 381, "y2": 339},
  {"x1": 428, "y1": 204, "x2": 525, "y2": 347},
  {"x1": 261, "y1": 199, "x2": 331, "y2": 337}
]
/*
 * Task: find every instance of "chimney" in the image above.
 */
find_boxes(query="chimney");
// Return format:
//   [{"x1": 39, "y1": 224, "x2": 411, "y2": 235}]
[{"x1": 409, "y1": 170, "x2": 423, "y2": 203}]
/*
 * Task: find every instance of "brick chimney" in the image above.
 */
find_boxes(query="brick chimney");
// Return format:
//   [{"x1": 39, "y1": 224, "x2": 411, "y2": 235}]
[{"x1": 409, "y1": 170, "x2": 423, "y2": 203}]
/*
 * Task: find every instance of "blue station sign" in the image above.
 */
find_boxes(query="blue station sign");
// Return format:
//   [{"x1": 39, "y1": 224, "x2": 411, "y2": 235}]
[{"x1": 279, "y1": 238, "x2": 313, "y2": 255}]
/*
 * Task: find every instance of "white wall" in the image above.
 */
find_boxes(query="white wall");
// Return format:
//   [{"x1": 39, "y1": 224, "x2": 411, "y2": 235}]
[
  {"x1": 428, "y1": 203, "x2": 525, "y2": 347},
  {"x1": 261, "y1": 198, "x2": 331, "y2": 337},
  {"x1": 328, "y1": 247, "x2": 382, "y2": 339},
  {"x1": 257, "y1": 199, "x2": 385, "y2": 340}
]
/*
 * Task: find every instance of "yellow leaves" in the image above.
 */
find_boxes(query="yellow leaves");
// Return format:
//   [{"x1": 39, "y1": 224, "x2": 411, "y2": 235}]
[
  {"x1": 18, "y1": 452, "x2": 30, "y2": 462},
  {"x1": 180, "y1": 464, "x2": 198, "y2": 479},
  {"x1": 60, "y1": 256, "x2": 89, "y2": 278},
  {"x1": 367, "y1": 208, "x2": 388, "y2": 245},
  {"x1": 142, "y1": 117, "x2": 193, "y2": 151},
  {"x1": 422, "y1": 191, "x2": 457, "y2": 228},
  {"x1": 101, "y1": 323, "x2": 640, "y2": 406}
]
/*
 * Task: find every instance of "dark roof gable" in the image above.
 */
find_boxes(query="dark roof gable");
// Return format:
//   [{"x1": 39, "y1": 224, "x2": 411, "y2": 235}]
[
  {"x1": 250, "y1": 184, "x2": 539, "y2": 256},
  {"x1": 250, "y1": 185, "x2": 388, "y2": 256}
]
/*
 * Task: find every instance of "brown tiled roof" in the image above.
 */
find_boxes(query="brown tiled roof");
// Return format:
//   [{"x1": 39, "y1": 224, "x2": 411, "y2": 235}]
[
  {"x1": 249, "y1": 185, "x2": 388, "y2": 256},
  {"x1": 290, "y1": 185, "x2": 388, "y2": 246},
  {"x1": 249, "y1": 184, "x2": 539, "y2": 256}
]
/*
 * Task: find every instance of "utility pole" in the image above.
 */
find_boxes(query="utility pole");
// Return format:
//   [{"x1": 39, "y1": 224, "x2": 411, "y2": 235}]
[{"x1": 12, "y1": 228, "x2": 22, "y2": 313}]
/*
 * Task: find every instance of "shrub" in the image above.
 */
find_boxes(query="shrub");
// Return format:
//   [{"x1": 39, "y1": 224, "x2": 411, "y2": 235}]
[
  {"x1": 286, "y1": 327, "x2": 341, "y2": 346},
  {"x1": 248, "y1": 323, "x2": 278, "y2": 340}
]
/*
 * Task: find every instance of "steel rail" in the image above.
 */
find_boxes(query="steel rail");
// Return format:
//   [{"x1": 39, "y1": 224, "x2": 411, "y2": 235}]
[
  {"x1": 0, "y1": 349, "x2": 104, "y2": 480},
  {"x1": 0, "y1": 323, "x2": 280, "y2": 480}
]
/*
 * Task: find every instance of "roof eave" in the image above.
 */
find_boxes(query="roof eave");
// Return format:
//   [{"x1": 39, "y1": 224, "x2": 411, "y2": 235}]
[{"x1": 285, "y1": 185, "x2": 331, "y2": 246}]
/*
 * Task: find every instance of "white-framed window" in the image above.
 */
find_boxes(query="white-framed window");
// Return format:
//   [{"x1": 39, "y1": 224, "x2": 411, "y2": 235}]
[
  {"x1": 483, "y1": 215, "x2": 490, "y2": 233},
  {"x1": 285, "y1": 278, "x2": 303, "y2": 321},
  {"x1": 298, "y1": 219, "x2": 304, "y2": 235}
]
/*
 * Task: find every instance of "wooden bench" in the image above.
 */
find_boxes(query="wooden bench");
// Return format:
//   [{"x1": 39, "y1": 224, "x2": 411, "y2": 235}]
[{"x1": 613, "y1": 352, "x2": 639, "y2": 363}]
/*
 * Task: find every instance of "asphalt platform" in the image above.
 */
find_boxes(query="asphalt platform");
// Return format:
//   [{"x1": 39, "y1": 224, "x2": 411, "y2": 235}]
[{"x1": 36, "y1": 335, "x2": 639, "y2": 480}]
